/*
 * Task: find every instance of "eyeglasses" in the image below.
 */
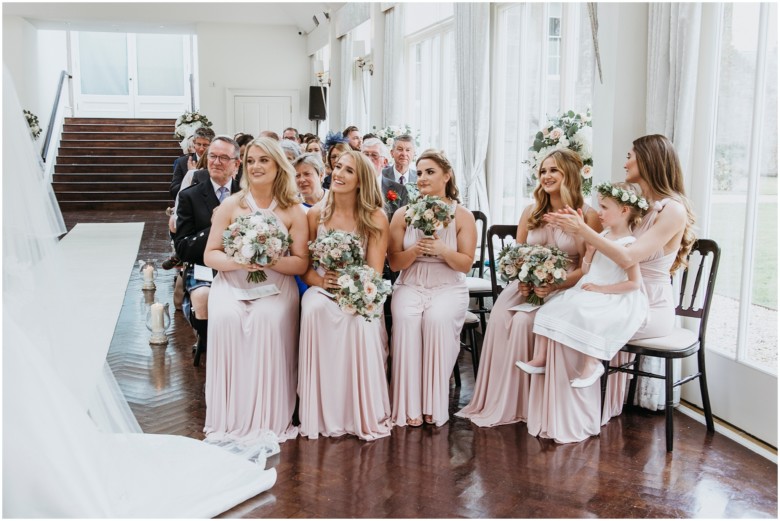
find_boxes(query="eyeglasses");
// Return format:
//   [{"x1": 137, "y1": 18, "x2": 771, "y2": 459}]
[
  {"x1": 207, "y1": 153, "x2": 238, "y2": 163},
  {"x1": 363, "y1": 152, "x2": 382, "y2": 160}
]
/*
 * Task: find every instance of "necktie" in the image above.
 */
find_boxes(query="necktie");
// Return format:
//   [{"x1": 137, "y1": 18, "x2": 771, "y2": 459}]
[
  {"x1": 399, "y1": 175, "x2": 405, "y2": 185},
  {"x1": 218, "y1": 186, "x2": 229, "y2": 202}
]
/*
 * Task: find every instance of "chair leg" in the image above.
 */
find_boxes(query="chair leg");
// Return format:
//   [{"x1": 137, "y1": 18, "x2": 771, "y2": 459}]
[
  {"x1": 627, "y1": 354, "x2": 641, "y2": 407},
  {"x1": 469, "y1": 327, "x2": 479, "y2": 377},
  {"x1": 697, "y1": 349, "x2": 715, "y2": 432},
  {"x1": 665, "y1": 358, "x2": 674, "y2": 452},
  {"x1": 600, "y1": 360, "x2": 609, "y2": 417},
  {"x1": 453, "y1": 358, "x2": 462, "y2": 387},
  {"x1": 477, "y1": 297, "x2": 487, "y2": 335}
]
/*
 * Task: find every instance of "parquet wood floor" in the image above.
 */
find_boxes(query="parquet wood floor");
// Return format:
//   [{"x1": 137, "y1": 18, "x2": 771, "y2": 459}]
[{"x1": 63, "y1": 210, "x2": 778, "y2": 519}]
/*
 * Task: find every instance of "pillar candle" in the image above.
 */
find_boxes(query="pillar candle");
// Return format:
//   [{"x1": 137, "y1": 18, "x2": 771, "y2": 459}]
[
  {"x1": 143, "y1": 265, "x2": 154, "y2": 283},
  {"x1": 151, "y1": 302, "x2": 164, "y2": 330}
]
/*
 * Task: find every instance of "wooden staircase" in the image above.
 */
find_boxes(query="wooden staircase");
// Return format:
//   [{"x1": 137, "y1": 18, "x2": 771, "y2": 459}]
[{"x1": 52, "y1": 117, "x2": 181, "y2": 211}]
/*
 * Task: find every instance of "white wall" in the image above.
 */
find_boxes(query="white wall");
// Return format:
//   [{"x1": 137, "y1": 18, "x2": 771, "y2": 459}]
[
  {"x1": 3, "y1": 16, "x2": 40, "y2": 115},
  {"x1": 195, "y1": 22, "x2": 313, "y2": 135},
  {"x1": 36, "y1": 30, "x2": 70, "y2": 135}
]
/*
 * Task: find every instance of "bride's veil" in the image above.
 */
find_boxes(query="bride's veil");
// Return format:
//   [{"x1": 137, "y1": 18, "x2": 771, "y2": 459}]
[{"x1": 3, "y1": 67, "x2": 277, "y2": 517}]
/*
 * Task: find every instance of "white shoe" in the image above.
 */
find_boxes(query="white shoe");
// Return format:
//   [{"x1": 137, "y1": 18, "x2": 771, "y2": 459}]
[
  {"x1": 515, "y1": 360, "x2": 545, "y2": 374},
  {"x1": 571, "y1": 363, "x2": 605, "y2": 388}
]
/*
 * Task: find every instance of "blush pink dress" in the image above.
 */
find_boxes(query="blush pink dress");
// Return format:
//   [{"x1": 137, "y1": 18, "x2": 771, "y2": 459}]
[
  {"x1": 601, "y1": 199, "x2": 677, "y2": 421},
  {"x1": 297, "y1": 224, "x2": 392, "y2": 441},
  {"x1": 390, "y1": 207, "x2": 469, "y2": 427},
  {"x1": 204, "y1": 197, "x2": 299, "y2": 443},
  {"x1": 456, "y1": 222, "x2": 581, "y2": 427}
]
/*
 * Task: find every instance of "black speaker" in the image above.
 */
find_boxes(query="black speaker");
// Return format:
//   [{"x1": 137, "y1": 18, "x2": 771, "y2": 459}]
[{"x1": 309, "y1": 86, "x2": 327, "y2": 121}]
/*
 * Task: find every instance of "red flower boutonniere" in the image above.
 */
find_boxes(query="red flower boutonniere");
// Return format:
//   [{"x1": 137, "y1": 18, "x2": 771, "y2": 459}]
[{"x1": 386, "y1": 189, "x2": 398, "y2": 202}]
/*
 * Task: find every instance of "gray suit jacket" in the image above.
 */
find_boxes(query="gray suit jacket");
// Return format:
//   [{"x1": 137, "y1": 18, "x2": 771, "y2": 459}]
[
  {"x1": 380, "y1": 176, "x2": 409, "y2": 222},
  {"x1": 382, "y1": 165, "x2": 417, "y2": 185}
]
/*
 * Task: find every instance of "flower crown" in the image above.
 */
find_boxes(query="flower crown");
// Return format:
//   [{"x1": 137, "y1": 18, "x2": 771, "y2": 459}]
[{"x1": 595, "y1": 182, "x2": 649, "y2": 211}]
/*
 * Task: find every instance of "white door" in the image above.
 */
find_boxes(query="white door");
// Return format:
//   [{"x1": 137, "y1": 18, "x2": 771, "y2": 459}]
[
  {"x1": 72, "y1": 32, "x2": 190, "y2": 118},
  {"x1": 233, "y1": 96, "x2": 293, "y2": 136}
]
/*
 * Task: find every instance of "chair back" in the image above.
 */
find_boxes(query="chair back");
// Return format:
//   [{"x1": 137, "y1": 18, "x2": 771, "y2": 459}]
[
  {"x1": 487, "y1": 224, "x2": 518, "y2": 301},
  {"x1": 471, "y1": 210, "x2": 488, "y2": 277},
  {"x1": 675, "y1": 239, "x2": 721, "y2": 338}
]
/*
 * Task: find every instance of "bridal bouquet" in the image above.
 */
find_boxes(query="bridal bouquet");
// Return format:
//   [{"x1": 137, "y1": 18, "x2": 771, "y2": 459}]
[
  {"x1": 223, "y1": 213, "x2": 291, "y2": 283},
  {"x1": 334, "y1": 265, "x2": 392, "y2": 321},
  {"x1": 308, "y1": 230, "x2": 365, "y2": 272},
  {"x1": 404, "y1": 195, "x2": 455, "y2": 237},
  {"x1": 174, "y1": 110, "x2": 213, "y2": 140},
  {"x1": 525, "y1": 108, "x2": 593, "y2": 195},
  {"x1": 504, "y1": 244, "x2": 570, "y2": 305}
]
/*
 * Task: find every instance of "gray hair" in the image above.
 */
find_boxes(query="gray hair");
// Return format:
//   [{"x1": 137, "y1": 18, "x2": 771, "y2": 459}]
[
  {"x1": 280, "y1": 139, "x2": 302, "y2": 158},
  {"x1": 392, "y1": 134, "x2": 415, "y2": 148},
  {"x1": 362, "y1": 137, "x2": 389, "y2": 159},
  {"x1": 210, "y1": 135, "x2": 240, "y2": 158},
  {"x1": 292, "y1": 153, "x2": 325, "y2": 175}
]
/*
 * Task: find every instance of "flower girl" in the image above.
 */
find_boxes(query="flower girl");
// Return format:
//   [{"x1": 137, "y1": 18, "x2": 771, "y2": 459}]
[{"x1": 516, "y1": 182, "x2": 650, "y2": 387}]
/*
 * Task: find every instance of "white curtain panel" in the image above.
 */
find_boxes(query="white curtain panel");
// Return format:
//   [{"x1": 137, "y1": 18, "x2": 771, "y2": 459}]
[
  {"x1": 454, "y1": 3, "x2": 491, "y2": 213},
  {"x1": 339, "y1": 32, "x2": 353, "y2": 129},
  {"x1": 382, "y1": 5, "x2": 405, "y2": 127},
  {"x1": 637, "y1": 3, "x2": 703, "y2": 411}
]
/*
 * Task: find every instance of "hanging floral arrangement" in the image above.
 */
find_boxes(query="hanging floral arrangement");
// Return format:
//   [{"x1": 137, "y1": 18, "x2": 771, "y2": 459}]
[
  {"x1": 24, "y1": 109, "x2": 42, "y2": 139},
  {"x1": 174, "y1": 111, "x2": 213, "y2": 140}
]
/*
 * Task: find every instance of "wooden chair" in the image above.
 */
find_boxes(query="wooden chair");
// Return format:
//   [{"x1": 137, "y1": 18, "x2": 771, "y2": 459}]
[
  {"x1": 486, "y1": 224, "x2": 519, "y2": 302},
  {"x1": 602, "y1": 239, "x2": 721, "y2": 452},
  {"x1": 466, "y1": 211, "x2": 492, "y2": 334},
  {"x1": 453, "y1": 311, "x2": 481, "y2": 387}
]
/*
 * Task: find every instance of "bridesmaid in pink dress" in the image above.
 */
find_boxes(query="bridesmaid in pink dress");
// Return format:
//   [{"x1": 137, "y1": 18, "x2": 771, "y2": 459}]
[
  {"x1": 389, "y1": 149, "x2": 477, "y2": 427},
  {"x1": 298, "y1": 150, "x2": 393, "y2": 441},
  {"x1": 203, "y1": 137, "x2": 309, "y2": 442},
  {"x1": 456, "y1": 149, "x2": 600, "y2": 427},
  {"x1": 542, "y1": 134, "x2": 696, "y2": 432}
]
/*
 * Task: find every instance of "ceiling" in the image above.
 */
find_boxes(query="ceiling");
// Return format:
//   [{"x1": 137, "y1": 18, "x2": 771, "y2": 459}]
[{"x1": 3, "y1": 2, "x2": 345, "y2": 34}]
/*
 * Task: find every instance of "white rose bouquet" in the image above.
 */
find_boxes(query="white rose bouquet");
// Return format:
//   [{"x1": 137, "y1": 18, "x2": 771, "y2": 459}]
[
  {"x1": 334, "y1": 265, "x2": 392, "y2": 321},
  {"x1": 404, "y1": 195, "x2": 455, "y2": 237},
  {"x1": 308, "y1": 230, "x2": 365, "y2": 272},
  {"x1": 24, "y1": 109, "x2": 42, "y2": 139},
  {"x1": 174, "y1": 110, "x2": 213, "y2": 140},
  {"x1": 525, "y1": 108, "x2": 593, "y2": 195},
  {"x1": 223, "y1": 213, "x2": 291, "y2": 283},
  {"x1": 508, "y1": 244, "x2": 570, "y2": 305},
  {"x1": 374, "y1": 124, "x2": 421, "y2": 148}
]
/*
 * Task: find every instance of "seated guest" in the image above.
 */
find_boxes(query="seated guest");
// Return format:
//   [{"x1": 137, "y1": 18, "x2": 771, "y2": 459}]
[
  {"x1": 322, "y1": 135, "x2": 350, "y2": 190},
  {"x1": 171, "y1": 126, "x2": 215, "y2": 198},
  {"x1": 362, "y1": 138, "x2": 408, "y2": 221},
  {"x1": 305, "y1": 138, "x2": 323, "y2": 159},
  {"x1": 293, "y1": 153, "x2": 328, "y2": 211},
  {"x1": 260, "y1": 130, "x2": 280, "y2": 140},
  {"x1": 298, "y1": 150, "x2": 392, "y2": 441},
  {"x1": 174, "y1": 136, "x2": 242, "y2": 364},
  {"x1": 235, "y1": 133, "x2": 255, "y2": 184},
  {"x1": 280, "y1": 139, "x2": 302, "y2": 162},
  {"x1": 203, "y1": 136, "x2": 308, "y2": 442},
  {"x1": 343, "y1": 125, "x2": 362, "y2": 151},
  {"x1": 168, "y1": 153, "x2": 209, "y2": 234},
  {"x1": 388, "y1": 150, "x2": 477, "y2": 427},
  {"x1": 383, "y1": 135, "x2": 417, "y2": 185},
  {"x1": 282, "y1": 127, "x2": 299, "y2": 143}
]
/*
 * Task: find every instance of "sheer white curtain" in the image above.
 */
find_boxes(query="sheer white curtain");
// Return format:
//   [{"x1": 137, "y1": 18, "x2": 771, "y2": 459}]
[
  {"x1": 382, "y1": 4, "x2": 404, "y2": 127},
  {"x1": 454, "y1": 3, "x2": 491, "y2": 213},
  {"x1": 339, "y1": 32, "x2": 353, "y2": 129},
  {"x1": 3, "y1": 68, "x2": 277, "y2": 517},
  {"x1": 638, "y1": 3, "x2": 711, "y2": 411}
]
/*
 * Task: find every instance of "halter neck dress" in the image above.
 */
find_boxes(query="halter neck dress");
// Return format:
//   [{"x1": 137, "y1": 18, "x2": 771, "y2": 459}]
[{"x1": 205, "y1": 196, "x2": 299, "y2": 444}]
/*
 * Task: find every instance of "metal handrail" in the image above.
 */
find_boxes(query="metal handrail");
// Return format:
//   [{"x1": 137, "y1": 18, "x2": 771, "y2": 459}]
[{"x1": 41, "y1": 70, "x2": 72, "y2": 162}]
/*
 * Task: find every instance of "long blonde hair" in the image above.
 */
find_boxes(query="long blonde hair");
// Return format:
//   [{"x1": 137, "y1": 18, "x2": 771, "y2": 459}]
[
  {"x1": 320, "y1": 150, "x2": 384, "y2": 242},
  {"x1": 527, "y1": 149, "x2": 584, "y2": 230},
  {"x1": 239, "y1": 137, "x2": 299, "y2": 209},
  {"x1": 632, "y1": 134, "x2": 696, "y2": 273}
]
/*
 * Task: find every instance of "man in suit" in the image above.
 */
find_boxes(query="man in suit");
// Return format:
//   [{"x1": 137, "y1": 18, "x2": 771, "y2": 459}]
[
  {"x1": 170, "y1": 126, "x2": 215, "y2": 198},
  {"x1": 382, "y1": 134, "x2": 417, "y2": 186},
  {"x1": 362, "y1": 137, "x2": 409, "y2": 221},
  {"x1": 282, "y1": 127, "x2": 299, "y2": 143},
  {"x1": 174, "y1": 135, "x2": 241, "y2": 365},
  {"x1": 343, "y1": 125, "x2": 363, "y2": 151}
]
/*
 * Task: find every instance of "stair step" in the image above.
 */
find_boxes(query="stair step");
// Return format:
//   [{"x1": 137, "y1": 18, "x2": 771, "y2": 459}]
[
  {"x1": 58, "y1": 147, "x2": 182, "y2": 157},
  {"x1": 57, "y1": 200, "x2": 170, "y2": 211},
  {"x1": 58, "y1": 155, "x2": 178, "y2": 165},
  {"x1": 63, "y1": 123, "x2": 175, "y2": 133},
  {"x1": 53, "y1": 173, "x2": 171, "y2": 183},
  {"x1": 60, "y1": 140, "x2": 182, "y2": 149},
  {"x1": 62, "y1": 131, "x2": 176, "y2": 140},
  {"x1": 55, "y1": 191, "x2": 171, "y2": 201},
  {"x1": 64, "y1": 117, "x2": 176, "y2": 125},
  {"x1": 52, "y1": 181, "x2": 170, "y2": 192},
  {"x1": 56, "y1": 164, "x2": 171, "y2": 174}
]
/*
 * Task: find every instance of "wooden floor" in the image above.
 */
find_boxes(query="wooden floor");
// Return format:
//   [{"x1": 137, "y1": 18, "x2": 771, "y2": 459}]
[{"x1": 63, "y1": 209, "x2": 778, "y2": 519}]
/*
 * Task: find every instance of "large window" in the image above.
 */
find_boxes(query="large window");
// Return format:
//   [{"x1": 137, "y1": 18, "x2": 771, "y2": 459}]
[
  {"x1": 489, "y1": 3, "x2": 595, "y2": 224},
  {"x1": 706, "y1": 3, "x2": 778, "y2": 373},
  {"x1": 345, "y1": 20, "x2": 372, "y2": 133},
  {"x1": 402, "y1": 3, "x2": 459, "y2": 163}
]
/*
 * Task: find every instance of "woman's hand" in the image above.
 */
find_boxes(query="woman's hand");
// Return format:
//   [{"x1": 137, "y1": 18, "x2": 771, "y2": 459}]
[
  {"x1": 420, "y1": 236, "x2": 446, "y2": 257},
  {"x1": 533, "y1": 284, "x2": 553, "y2": 298},
  {"x1": 322, "y1": 269, "x2": 341, "y2": 291},
  {"x1": 187, "y1": 156, "x2": 197, "y2": 171},
  {"x1": 543, "y1": 206, "x2": 586, "y2": 236},
  {"x1": 518, "y1": 282, "x2": 532, "y2": 297},
  {"x1": 581, "y1": 283, "x2": 602, "y2": 292}
]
